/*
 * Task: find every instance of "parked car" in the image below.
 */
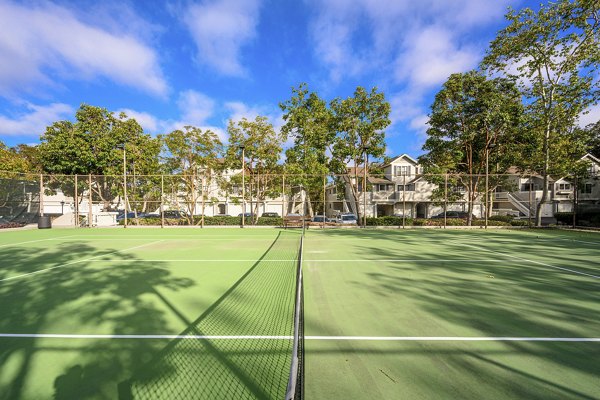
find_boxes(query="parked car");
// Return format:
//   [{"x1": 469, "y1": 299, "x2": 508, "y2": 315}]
[
  {"x1": 116, "y1": 212, "x2": 146, "y2": 221},
  {"x1": 313, "y1": 215, "x2": 329, "y2": 222},
  {"x1": 162, "y1": 210, "x2": 186, "y2": 219},
  {"x1": 238, "y1": 212, "x2": 254, "y2": 217},
  {"x1": 339, "y1": 213, "x2": 358, "y2": 224},
  {"x1": 431, "y1": 211, "x2": 476, "y2": 219},
  {"x1": 261, "y1": 212, "x2": 279, "y2": 218}
]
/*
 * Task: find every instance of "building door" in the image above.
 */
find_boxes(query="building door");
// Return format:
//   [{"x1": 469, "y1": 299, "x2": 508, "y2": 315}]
[
  {"x1": 218, "y1": 204, "x2": 226, "y2": 215},
  {"x1": 416, "y1": 203, "x2": 427, "y2": 218}
]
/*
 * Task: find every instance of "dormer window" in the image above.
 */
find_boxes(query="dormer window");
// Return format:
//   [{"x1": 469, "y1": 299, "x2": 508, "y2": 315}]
[{"x1": 394, "y1": 165, "x2": 411, "y2": 176}]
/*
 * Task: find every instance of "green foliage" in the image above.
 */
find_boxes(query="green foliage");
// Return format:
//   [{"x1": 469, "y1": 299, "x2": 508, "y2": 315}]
[
  {"x1": 161, "y1": 126, "x2": 224, "y2": 224},
  {"x1": 482, "y1": 0, "x2": 600, "y2": 225},
  {"x1": 489, "y1": 215, "x2": 515, "y2": 223},
  {"x1": 0, "y1": 141, "x2": 37, "y2": 173},
  {"x1": 330, "y1": 86, "x2": 391, "y2": 219},
  {"x1": 554, "y1": 212, "x2": 574, "y2": 225},
  {"x1": 421, "y1": 71, "x2": 524, "y2": 224},
  {"x1": 509, "y1": 219, "x2": 530, "y2": 226},
  {"x1": 280, "y1": 83, "x2": 333, "y2": 214},
  {"x1": 225, "y1": 116, "x2": 284, "y2": 224},
  {"x1": 365, "y1": 216, "x2": 413, "y2": 226},
  {"x1": 123, "y1": 216, "x2": 283, "y2": 226},
  {"x1": 38, "y1": 104, "x2": 160, "y2": 210}
]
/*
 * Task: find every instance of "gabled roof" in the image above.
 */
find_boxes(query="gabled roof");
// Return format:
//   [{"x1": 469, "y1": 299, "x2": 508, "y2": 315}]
[
  {"x1": 382, "y1": 154, "x2": 419, "y2": 167},
  {"x1": 581, "y1": 153, "x2": 600, "y2": 165}
]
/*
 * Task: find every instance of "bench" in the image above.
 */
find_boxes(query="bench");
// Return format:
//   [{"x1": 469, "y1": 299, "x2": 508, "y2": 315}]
[{"x1": 283, "y1": 215, "x2": 310, "y2": 229}]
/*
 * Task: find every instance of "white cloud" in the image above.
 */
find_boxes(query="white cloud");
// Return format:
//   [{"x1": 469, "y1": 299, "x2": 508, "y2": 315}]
[
  {"x1": 177, "y1": 90, "x2": 216, "y2": 126},
  {"x1": 183, "y1": 0, "x2": 261, "y2": 76},
  {"x1": 307, "y1": 0, "x2": 516, "y2": 86},
  {"x1": 0, "y1": 103, "x2": 73, "y2": 138},
  {"x1": 117, "y1": 109, "x2": 161, "y2": 133},
  {"x1": 579, "y1": 104, "x2": 600, "y2": 128},
  {"x1": 395, "y1": 26, "x2": 480, "y2": 88},
  {"x1": 0, "y1": 1, "x2": 167, "y2": 96}
]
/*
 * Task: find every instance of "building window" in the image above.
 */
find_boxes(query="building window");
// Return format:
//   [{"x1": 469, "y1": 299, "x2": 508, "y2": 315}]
[
  {"x1": 580, "y1": 183, "x2": 593, "y2": 194},
  {"x1": 394, "y1": 165, "x2": 411, "y2": 176},
  {"x1": 521, "y1": 183, "x2": 533, "y2": 192},
  {"x1": 557, "y1": 183, "x2": 571, "y2": 191},
  {"x1": 397, "y1": 184, "x2": 415, "y2": 191}
]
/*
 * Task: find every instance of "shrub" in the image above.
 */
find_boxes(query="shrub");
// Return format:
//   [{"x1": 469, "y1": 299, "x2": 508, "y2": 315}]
[
  {"x1": 554, "y1": 212, "x2": 574, "y2": 225},
  {"x1": 472, "y1": 220, "x2": 510, "y2": 226},
  {"x1": 366, "y1": 216, "x2": 413, "y2": 226},
  {"x1": 509, "y1": 219, "x2": 529, "y2": 227},
  {"x1": 489, "y1": 215, "x2": 514, "y2": 223}
]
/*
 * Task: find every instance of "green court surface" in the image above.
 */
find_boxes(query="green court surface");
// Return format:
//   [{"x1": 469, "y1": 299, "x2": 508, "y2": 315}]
[{"x1": 0, "y1": 227, "x2": 599, "y2": 399}]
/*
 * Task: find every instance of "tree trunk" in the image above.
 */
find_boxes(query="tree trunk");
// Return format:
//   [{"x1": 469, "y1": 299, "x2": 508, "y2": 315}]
[{"x1": 536, "y1": 122, "x2": 551, "y2": 227}]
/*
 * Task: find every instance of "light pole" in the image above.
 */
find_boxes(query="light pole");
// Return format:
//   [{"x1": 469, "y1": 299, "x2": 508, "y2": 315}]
[
  {"x1": 362, "y1": 145, "x2": 370, "y2": 228},
  {"x1": 485, "y1": 143, "x2": 496, "y2": 229},
  {"x1": 240, "y1": 144, "x2": 245, "y2": 228}
]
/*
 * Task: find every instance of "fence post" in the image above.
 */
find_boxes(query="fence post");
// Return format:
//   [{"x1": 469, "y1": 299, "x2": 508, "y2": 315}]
[
  {"x1": 39, "y1": 174, "x2": 44, "y2": 217},
  {"x1": 572, "y1": 175, "x2": 577, "y2": 228},
  {"x1": 201, "y1": 175, "x2": 206, "y2": 228},
  {"x1": 444, "y1": 173, "x2": 448, "y2": 229},
  {"x1": 88, "y1": 174, "x2": 92, "y2": 228},
  {"x1": 402, "y1": 174, "x2": 406, "y2": 229},
  {"x1": 528, "y1": 174, "x2": 532, "y2": 227},
  {"x1": 161, "y1": 174, "x2": 164, "y2": 228},
  {"x1": 74, "y1": 175, "x2": 78, "y2": 227},
  {"x1": 323, "y1": 174, "x2": 326, "y2": 229}
]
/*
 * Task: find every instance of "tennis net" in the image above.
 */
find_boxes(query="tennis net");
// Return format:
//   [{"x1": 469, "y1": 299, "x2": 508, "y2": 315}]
[
  {"x1": 119, "y1": 231, "x2": 304, "y2": 400},
  {"x1": 285, "y1": 224, "x2": 305, "y2": 400}
]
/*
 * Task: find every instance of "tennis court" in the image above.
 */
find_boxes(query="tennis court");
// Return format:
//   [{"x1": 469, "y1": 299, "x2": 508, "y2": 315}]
[{"x1": 0, "y1": 227, "x2": 598, "y2": 399}]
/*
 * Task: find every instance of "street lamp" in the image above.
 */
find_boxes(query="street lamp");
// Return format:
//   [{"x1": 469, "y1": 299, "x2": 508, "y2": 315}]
[
  {"x1": 239, "y1": 144, "x2": 246, "y2": 228},
  {"x1": 362, "y1": 145, "x2": 370, "y2": 228},
  {"x1": 485, "y1": 143, "x2": 496, "y2": 229}
]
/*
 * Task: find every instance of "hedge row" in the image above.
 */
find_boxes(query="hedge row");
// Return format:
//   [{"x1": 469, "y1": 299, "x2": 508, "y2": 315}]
[
  {"x1": 121, "y1": 215, "x2": 527, "y2": 227},
  {"x1": 367, "y1": 216, "x2": 520, "y2": 227},
  {"x1": 555, "y1": 212, "x2": 600, "y2": 227},
  {"x1": 122, "y1": 216, "x2": 284, "y2": 226}
]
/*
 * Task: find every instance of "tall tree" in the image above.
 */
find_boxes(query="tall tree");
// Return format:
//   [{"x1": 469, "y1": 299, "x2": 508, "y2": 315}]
[
  {"x1": 482, "y1": 0, "x2": 600, "y2": 225},
  {"x1": 330, "y1": 86, "x2": 390, "y2": 220},
  {"x1": 226, "y1": 116, "x2": 283, "y2": 224},
  {"x1": 161, "y1": 126, "x2": 224, "y2": 224},
  {"x1": 280, "y1": 83, "x2": 334, "y2": 216},
  {"x1": 420, "y1": 71, "x2": 524, "y2": 224},
  {"x1": 38, "y1": 104, "x2": 160, "y2": 210}
]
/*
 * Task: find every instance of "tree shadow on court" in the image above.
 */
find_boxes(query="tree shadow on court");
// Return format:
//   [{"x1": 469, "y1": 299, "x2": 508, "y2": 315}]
[
  {"x1": 118, "y1": 231, "x2": 302, "y2": 400},
  {"x1": 335, "y1": 231, "x2": 600, "y2": 399},
  {"x1": 0, "y1": 242, "x2": 194, "y2": 400}
]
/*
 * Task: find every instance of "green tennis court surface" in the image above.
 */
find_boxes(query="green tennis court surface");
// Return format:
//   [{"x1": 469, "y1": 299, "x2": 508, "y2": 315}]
[{"x1": 1, "y1": 228, "x2": 599, "y2": 399}]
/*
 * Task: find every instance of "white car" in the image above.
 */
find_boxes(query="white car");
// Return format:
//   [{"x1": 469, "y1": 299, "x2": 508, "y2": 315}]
[{"x1": 339, "y1": 213, "x2": 358, "y2": 224}]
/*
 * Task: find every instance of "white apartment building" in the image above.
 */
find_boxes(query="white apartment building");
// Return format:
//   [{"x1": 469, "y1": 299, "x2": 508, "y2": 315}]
[{"x1": 326, "y1": 153, "x2": 600, "y2": 220}]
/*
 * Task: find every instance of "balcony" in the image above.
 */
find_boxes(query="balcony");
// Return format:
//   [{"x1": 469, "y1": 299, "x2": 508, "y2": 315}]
[{"x1": 371, "y1": 191, "x2": 396, "y2": 202}]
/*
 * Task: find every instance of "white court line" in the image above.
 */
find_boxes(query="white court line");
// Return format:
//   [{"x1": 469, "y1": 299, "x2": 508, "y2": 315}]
[
  {"x1": 0, "y1": 240, "x2": 165, "y2": 283},
  {"x1": 459, "y1": 242, "x2": 600, "y2": 280},
  {"x1": 0, "y1": 333, "x2": 598, "y2": 342},
  {"x1": 0, "y1": 235, "x2": 77, "y2": 248},
  {"x1": 68, "y1": 258, "x2": 520, "y2": 263}
]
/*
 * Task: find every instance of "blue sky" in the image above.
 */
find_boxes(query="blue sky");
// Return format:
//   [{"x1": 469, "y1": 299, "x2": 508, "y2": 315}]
[{"x1": 3, "y1": 0, "x2": 595, "y2": 159}]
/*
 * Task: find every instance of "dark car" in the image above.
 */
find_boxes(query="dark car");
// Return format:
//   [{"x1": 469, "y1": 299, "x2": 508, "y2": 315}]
[
  {"x1": 238, "y1": 212, "x2": 254, "y2": 217},
  {"x1": 162, "y1": 210, "x2": 186, "y2": 219},
  {"x1": 116, "y1": 212, "x2": 146, "y2": 221},
  {"x1": 312, "y1": 215, "x2": 329, "y2": 222},
  {"x1": 431, "y1": 211, "x2": 476, "y2": 219},
  {"x1": 261, "y1": 212, "x2": 279, "y2": 218}
]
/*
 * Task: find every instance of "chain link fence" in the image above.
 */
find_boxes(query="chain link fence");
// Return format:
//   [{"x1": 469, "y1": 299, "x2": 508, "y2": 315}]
[{"x1": 1, "y1": 170, "x2": 598, "y2": 228}]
